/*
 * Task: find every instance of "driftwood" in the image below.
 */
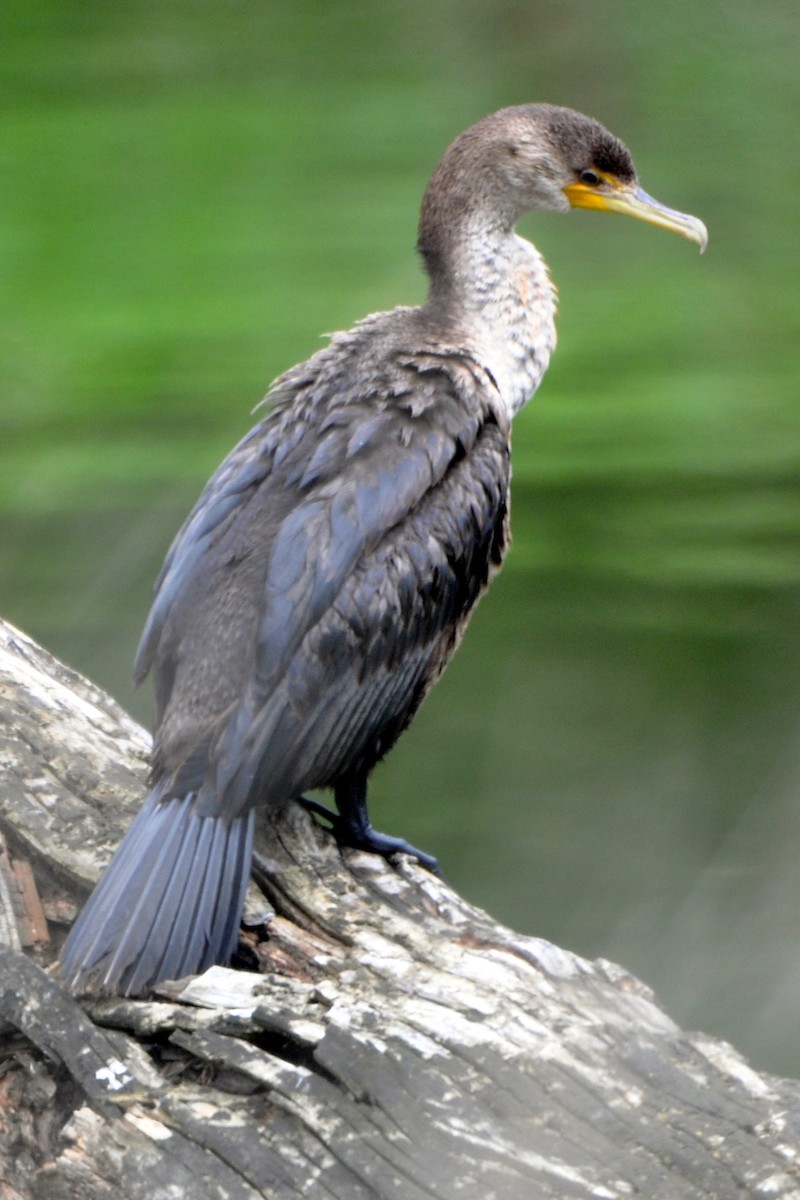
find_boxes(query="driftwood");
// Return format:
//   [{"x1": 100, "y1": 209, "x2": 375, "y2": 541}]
[{"x1": 1, "y1": 615, "x2": 800, "y2": 1199}]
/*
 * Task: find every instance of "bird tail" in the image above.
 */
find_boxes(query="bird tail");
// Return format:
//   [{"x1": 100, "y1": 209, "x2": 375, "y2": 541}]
[{"x1": 59, "y1": 784, "x2": 254, "y2": 997}]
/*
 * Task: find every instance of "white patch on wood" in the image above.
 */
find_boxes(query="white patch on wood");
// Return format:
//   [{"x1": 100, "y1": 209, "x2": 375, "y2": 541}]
[
  {"x1": 754, "y1": 1174, "x2": 800, "y2": 1197},
  {"x1": 124, "y1": 1109, "x2": 173, "y2": 1141},
  {"x1": 693, "y1": 1035, "x2": 777, "y2": 1100},
  {"x1": 94, "y1": 1059, "x2": 133, "y2": 1091}
]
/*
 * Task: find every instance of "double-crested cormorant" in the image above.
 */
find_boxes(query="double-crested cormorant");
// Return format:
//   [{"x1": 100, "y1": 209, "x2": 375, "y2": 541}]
[{"x1": 60, "y1": 104, "x2": 707, "y2": 996}]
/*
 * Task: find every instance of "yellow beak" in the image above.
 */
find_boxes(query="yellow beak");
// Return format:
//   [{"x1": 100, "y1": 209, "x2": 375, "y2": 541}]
[{"x1": 563, "y1": 178, "x2": 708, "y2": 252}]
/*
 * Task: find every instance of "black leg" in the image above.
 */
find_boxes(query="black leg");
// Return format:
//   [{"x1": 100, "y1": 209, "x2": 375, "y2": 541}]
[{"x1": 298, "y1": 778, "x2": 440, "y2": 875}]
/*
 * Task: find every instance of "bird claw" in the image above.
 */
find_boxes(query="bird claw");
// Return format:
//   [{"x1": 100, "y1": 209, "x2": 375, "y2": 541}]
[{"x1": 297, "y1": 796, "x2": 441, "y2": 876}]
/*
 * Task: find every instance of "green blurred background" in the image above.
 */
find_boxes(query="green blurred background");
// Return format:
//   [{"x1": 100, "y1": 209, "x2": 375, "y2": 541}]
[{"x1": 2, "y1": 1, "x2": 798, "y2": 1073}]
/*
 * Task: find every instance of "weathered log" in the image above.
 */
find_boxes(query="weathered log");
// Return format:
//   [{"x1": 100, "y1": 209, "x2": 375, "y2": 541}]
[{"x1": 1, "y1": 614, "x2": 799, "y2": 1200}]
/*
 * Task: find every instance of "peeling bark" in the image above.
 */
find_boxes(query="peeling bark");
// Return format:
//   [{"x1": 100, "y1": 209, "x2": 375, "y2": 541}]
[{"x1": 1, "y1": 615, "x2": 799, "y2": 1199}]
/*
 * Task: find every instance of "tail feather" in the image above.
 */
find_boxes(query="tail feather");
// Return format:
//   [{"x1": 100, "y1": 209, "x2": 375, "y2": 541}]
[
  {"x1": 214, "y1": 808, "x2": 257, "y2": 966},
  {"x1": 101, "y1": 793, "x2": 199, "y2": 991},
  {"x1": 112, "y1": 796, "x2": 207, "y2": 995},
  {"x1": 155, "y1": 814, "x2": 220, "y2": 985},
  {"x1": 63, "y1": 790, "x2": 178, "y2": 975},
  {"x1": 60, "y1": 786, "x2": 254, "y2": 996}
]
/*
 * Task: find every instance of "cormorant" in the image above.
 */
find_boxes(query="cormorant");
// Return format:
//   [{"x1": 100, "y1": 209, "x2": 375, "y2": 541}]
[{"x1": 60, "y1": 104, "x2": 707, "y2": 996}]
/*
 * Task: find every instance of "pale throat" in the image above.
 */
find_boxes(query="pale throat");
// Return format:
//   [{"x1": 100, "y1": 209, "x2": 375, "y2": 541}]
[{"x1": 432, "y1": 221, "x2": 558, "y2": 420}]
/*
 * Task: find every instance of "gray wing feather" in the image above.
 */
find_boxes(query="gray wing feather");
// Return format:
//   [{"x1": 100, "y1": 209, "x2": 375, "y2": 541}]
[
  {"x1": 135, "y1": 424, "x2": 278, "y2": 684},
  {"x1": 202, "y1": 407, "x2": 509, "y2": 815},
  {"x1": 139, "y1": 333, "x2": 508, "y2": 816}
]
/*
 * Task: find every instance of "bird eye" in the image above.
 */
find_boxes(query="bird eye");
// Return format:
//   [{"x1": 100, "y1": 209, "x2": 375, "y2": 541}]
[{"x1": 579, "y1": 169, "x2": 601, "y2": 185}]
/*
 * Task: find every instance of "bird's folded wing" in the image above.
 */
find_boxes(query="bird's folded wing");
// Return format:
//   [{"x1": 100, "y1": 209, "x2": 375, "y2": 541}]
[
  {"x1": 205, "y1": 384, "x2": 509, "y2": 816},
  {"x1": 134, "y1": 422, "x2": 280, "y2": 685},
  {"x1": 135, "y1": 351, "x2": 508, "y2": 815}
]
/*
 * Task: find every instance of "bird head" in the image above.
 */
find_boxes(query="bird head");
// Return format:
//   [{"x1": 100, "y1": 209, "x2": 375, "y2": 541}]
[
  {"x1": 516, "y1": 104, "x2": 709, "y2": 251},
  {"x1": 430, "y1": 104, "x2": 708, "y2": 252}
]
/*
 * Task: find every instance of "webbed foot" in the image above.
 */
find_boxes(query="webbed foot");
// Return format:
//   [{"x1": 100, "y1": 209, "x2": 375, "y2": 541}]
[{"x1": 298, "y1": 795, "x2": 441, "y2": 876}]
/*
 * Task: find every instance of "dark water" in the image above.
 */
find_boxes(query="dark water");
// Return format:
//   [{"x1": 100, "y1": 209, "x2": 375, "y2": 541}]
[{"x1": 2, "y1": 1, "x2": 799, "y2": 1074}]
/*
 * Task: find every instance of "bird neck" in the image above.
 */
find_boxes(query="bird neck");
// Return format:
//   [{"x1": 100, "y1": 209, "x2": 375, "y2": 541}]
[{"x1": 417, "y1": 211, "x2": 557, "y2": 418}]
